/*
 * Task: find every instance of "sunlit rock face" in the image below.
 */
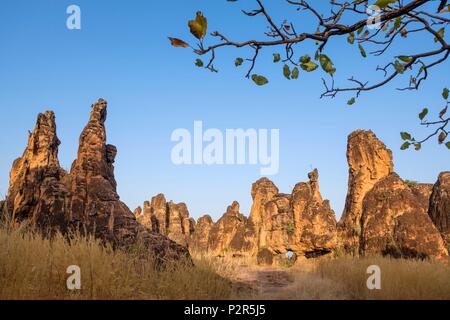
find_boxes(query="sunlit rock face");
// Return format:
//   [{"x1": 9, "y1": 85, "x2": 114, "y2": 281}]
[
  {"x1": 360, "y1": 173, "x2": 448, "y2": 260},
  {"x1": 135, "y1": 193, "x2": 195, "y2": 247},
  {"x1": 6, "y1": 100, "x2": 191, "y2": 265},
  {"x1": 338, "y1": 130, "x2": 394, "y2": 254}
]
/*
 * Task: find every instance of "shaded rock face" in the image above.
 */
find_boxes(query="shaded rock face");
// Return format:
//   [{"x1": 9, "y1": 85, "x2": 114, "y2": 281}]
[
  {"x1": 360, "y1": 173, "x2": 448, "y2": 260},
  {"x1": 208, "y1": 201, "x2": 248, "y2": 255},
  {"x1": 429, "y1": 172, "x2": 450, "y2": 245},
  {"x1": 135, "y1": 194, "x2": 195, "y2": 247},
  {"x1": 339, "y1": 130, "x2": 394, "y2": 254},
  {"x1": 190, "y1": 215, "x2": 214, "y2": 252},
  {"x1": 6, "y1": 100, "x2": 190, "y2": 264}
]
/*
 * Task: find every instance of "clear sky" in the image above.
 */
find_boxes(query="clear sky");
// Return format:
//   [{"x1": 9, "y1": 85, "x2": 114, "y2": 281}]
[{"x1": 0, "y1": 0, "x2": 448, "y2": 221}]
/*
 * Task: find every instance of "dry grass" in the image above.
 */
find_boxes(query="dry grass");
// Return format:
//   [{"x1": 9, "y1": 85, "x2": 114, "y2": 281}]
[
  {"x1": 313, "y1": 256, "x2": 450, "y2": 300},
  {"x1": 0, "y1": 225, "x2": 235, "y2": 300},
  {"x1": 1, "y1": 223, "x2": 449, "y2": 300}
]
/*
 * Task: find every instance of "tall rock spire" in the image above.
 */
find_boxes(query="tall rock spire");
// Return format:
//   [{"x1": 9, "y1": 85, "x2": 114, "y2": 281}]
[
  {"x1": 6, "y1": 100, "x2": 190, "y2": 265},
  {"x1": 6, "y1": 111, "x2": 69, "y2": 228},
  {"x1": 338, "y1": 130, "x2": 394, "y2": 254}
]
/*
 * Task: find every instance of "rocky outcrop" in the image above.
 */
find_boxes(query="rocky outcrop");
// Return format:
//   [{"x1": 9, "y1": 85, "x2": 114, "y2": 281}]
[
  {"x1": 338, "y1": 130, "x2": 395, "y2": 254},
  {"x1": 360, "y1": 173, "x2": 448, "y2": 260},
  {"x1": 190, "y1": 215, "x2": 214, "y2": 252},
  {"x1": 256, "y1": 170, "x2": 337, "y2": 257},
  {"x1": 184, "y1": 170, "x2": 337, "y2": 259},
  {"x1": 408, "y1": 182, "x2": 434, "y2": 212},
  {"x1": 6, "y1": 100, "x2": 190, "y2": 264},
  {"x1": 291, "y1": 170, "x2": 338, "y2": 257},
  {"x1": 135, "y1": 194, "x2": 195, "y2": 247},
  {"x1": 6, "y1": 111, "x2": 70, "y2": 231},
  {"x1": 429, "y1": 172, "x2": 450, "y2": 245},
  {"x1": 208, "y1": 201, "x2": 248, "y2": 255}
]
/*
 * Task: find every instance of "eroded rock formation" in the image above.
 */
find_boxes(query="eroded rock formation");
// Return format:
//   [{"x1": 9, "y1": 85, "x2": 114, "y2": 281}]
[
  {"x1": 429, "y1": 172, "x2": 450, "y2": 246},
  {"x1": 190, "y1": 215, "x2": 214, "y2": 252},
  {"x1": 338, "y1": 130, "x2": 394, "y2": 254},
  {"x1": 360, "y1": 173, "x2": 448, "y2": 260},
  {"x1": 208, "y1": 201, "x2": 248, "y2": 255},
  {"x1": 7, "y1": 105, "x2": 449, "y2": 263},
  {"x1": 135, "y1": 194, "x2": 195, "y2": 247},
  {"x1": 167, "y1": 170, "x2": 337, "y2": 259},
  {"x1": 6, "y1": 111, "x2": 70, "y2": 231},
  {"x1": 6, "y1": 100, "x2": 190, "y2": 264}
]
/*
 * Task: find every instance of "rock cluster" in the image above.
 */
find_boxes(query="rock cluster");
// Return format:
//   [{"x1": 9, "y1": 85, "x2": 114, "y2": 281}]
[
  {"x1": 139, "y1": 169, "x2": 338, "y2": 261},
  {"x1": 136, "y1": 130, "x2": 448, "y2": 262},
  {"x1": 5, "y1": 100, "x2": 190, "y2": 264},
  {"x1": 5, "y1": 103, "x2": 449, "y2": 264},
  {"x1": 135, "y1": 194, "x2": 195, "y2": 247},
  {"x1": 337, "y1": 130, "x2": 447, "y2": 260}
]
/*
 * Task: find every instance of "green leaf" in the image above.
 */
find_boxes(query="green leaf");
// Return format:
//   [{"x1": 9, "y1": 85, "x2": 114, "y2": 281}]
[
  {"x1": 347, "y1": 32, "x2": 355, "y2": 45},
  {"x1": 443, "y1": 88, "x2": 449, "y2": 100},
  {"x1": 394, "y1": 60, "x2": 405, "y2": 74},
  {"x1": 357, "y1": 26, "x2": 364, "y2": 35},
  {"x1": 446, "y1": 141, "x2": 450, "y2": 150},
  {"x1": 283, "y1": 64, "x2": 291, "y2": 79},
  {"x1": 434, "y1": 27, "x2": 445, "y2": 43},
  {"x1": 394, "y1": 16, "x2": 402, "y2": 30},
  {"x1": 300, "y1": 61, "x2": 318, "y2": 72},
  {"x1": 400, "y1": 142, "x2": 411, "y2": 150},
  {"x1": 291, "y1": 67, "x2": 299, "y2": 79},
  {"x1": 347, "y1": 97, "x2": 356, "y2": 105},
  {"x1": 300, "y1": 54, "x2": 311, "y2": 64},
  {"x1": 358, "y1": 44, "x2": 367, "y2": 58},
  {"x1": 319, "y1": 54, "x2": 336, "y2": 76},
  {"x1": 235, "y1": 57, "x2": 244, "y2": 67},
  {"x1": 375, "y1": 0, "x2": 397, "y2": 9},
  {"x1": 251, "y1": 74, "x2": 269, "y2": 86},
  {"x1": 418, "y1": 108, "x2": 428, "y2": 120},
  {"x1": 398, "y1": 55, "x2": 412, "y2": 63},
  {"x1": 273, "y1": 53, "x2": 281, "y2": 63},
  {"x1": 400, "y1": 132, "x2": 412, "y2": 141},
  {"x1": 195, "y1": 59, "x2": 204, "y2": 67},
  {"x1": 414, "y1": 143, "x2": 422, "y2": 151}
]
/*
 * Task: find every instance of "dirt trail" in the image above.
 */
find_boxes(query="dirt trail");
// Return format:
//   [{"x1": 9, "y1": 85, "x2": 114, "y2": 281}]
[{"x1": 232, "y1": 266, "x2": 295, "y2": 298}]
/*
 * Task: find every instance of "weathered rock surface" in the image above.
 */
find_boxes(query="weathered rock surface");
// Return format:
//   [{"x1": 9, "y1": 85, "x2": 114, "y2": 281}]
[
  {"x1": 190, "y1": 215, "x2": 214, "y2": 252},
  {"x1": 182, "y1": 170, "x2": 337, "y2": 259},
  {"x1": 360, "y1": 173, "x2": 448, "y2": 260},
  {"x1": 6, "y1": 111, "x2": 70, "y2": 230},
  {"x1": 135, "y1": 194, "x2": 195, "y2": 247},
  {"x1": 208, "y1": 201, "x2": 248, "y2": 255},
  {"x1": 429, "y1": 172, "x2": 450, "y2": 245},
  {"x1": 6, "y1": 100, "x2": 190, "y2": 264},
  {"x1": 338, "y1": 130, "x2": 395, "y2": 254},
  {"x1": 255, "y1": 170, "x2": 337, "y2": 257},
  {"x1": 409, "y1": 183, "x2": 434, "y2": 212}
]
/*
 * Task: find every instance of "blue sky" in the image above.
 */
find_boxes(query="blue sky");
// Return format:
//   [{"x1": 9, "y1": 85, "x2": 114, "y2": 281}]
[{"x1": 0, "y1": 0, "x2": 448, "y2": 221}]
